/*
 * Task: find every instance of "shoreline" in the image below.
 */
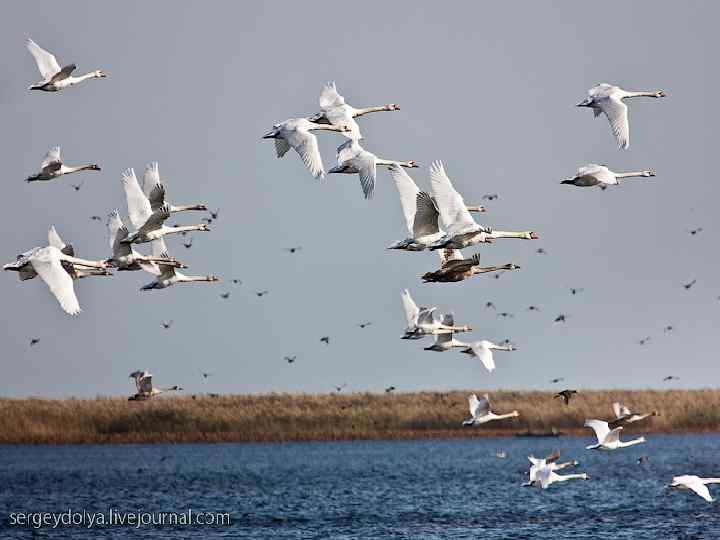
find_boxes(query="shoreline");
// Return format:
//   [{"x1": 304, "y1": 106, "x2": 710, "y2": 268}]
[{"x1": 3, "y1": 389, "x2": 719, "y2": 445}]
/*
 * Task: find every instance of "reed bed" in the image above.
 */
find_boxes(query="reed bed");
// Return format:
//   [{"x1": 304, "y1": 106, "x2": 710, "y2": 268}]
[{"x1": 1, "y1": 389, "x2": 718, "y2": 444}]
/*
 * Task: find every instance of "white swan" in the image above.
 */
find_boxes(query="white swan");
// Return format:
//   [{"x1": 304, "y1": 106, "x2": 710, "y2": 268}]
[
  {"x1": 129, "y1": 371, "x2": 183, "y2": 400},
  {"x1": 459, "y1": 340, "x2": 516, "y2": 372},
  {"x1": 262, "y1": 118, "x2": 350, "y2": 179},
  {"x1": 121, "y1": 168, "x2": 209, "y2": 244},
  {"x1": 401, "y1": 289, "x2": 471, "y2": 339},
  {"x1": 106, "y1": 211, "x2": 185, "y2": 271},
  {"x1": 535, "y1": 465, "x2": 589, "y2": 489},
  {"x1": 462, "y1": 393, "x2": 519, "y2": 426},
  {"x1": 523, "y1": 451, "x2": 579, "y2": 486},
  {"x1": 26, "y1": 146, "x2": 100, "y2": 182},
  {"x1": 142, "y1": 162, "x2": 208, "y2": 214},
  {"x1": 610, "y1": 402, "x2": 659, "y2": 426},
  {"x1": 561, "y1": 164, "x2": 655, "y2": 188},
  {"x1": 668, "y1": 476, "x2": 720, "y2": 502},
  {"x1": 26, "y1": 38, "x2": 106, "y2": 92},
  {"x1": 577, "y1": 83, "x2": 666, "y2": 149},
  {"x1": 584, "y1": 419, "x2": 646, "y2": 450},
  {"x1": 426, "y1": 161, "x2": 537, "y2": 250},
  {"x1": 328, "y1": 138, "x2": 417, "y2": 199},
  {"x1": 387, "y1": 165, "x2": 483, "y2": 250},
  {"x1": 309, "y1": 82, "x2": 400, "y2": 139},
  {"x1": 4, "y1": 245, "x2": 108, "y2": 314},
  {"x1": 140, "y1": 241, "x2": 219, "y2": 290},
  {"x1": 423, "y1": 316, "x2": 471, "y2": 352}
]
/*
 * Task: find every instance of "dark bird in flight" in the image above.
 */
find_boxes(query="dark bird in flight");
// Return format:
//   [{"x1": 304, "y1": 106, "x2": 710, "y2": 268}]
[
  {"x1": 570, "y1": 288, "x2": 584, "y2": 296},
  {"x1": 30, "y1": 338, "x2": 40, "y2": 347},
  {"x1": 663, "y1": 375, "x2": 679, "y2": 382},
  {"x1": 482, "y1": 194, "x2": 498, "y2": 201},
  {"x1": 220, "y1": 292, "x2": 230, "y2": 299},
  {"x1": 90, "y1": 215, "x2": 102, "y2": 222},
  {"x1": 357, "y1": 322, "x2": 372, "y2": 329},
  {"x1": 284, "y1": 355, "x2": 296, "y2": 364},
  {"x1": 493, "y1": 273, "x2": 501, "y2": 279},
  {"x1": 231, "y1": 278, "x2": 242, "y2": 285},
  {"x1": 683, "y1": 279, "x2": 697, "y2": 290},
  {"x1": 182, "y1": 237, "x2": 193, "y2": 249},
  {"x1": 385, "y1": 386, "x2": 396, "y2": 393},
  {"x1": 201, "y1": 217, "x2": 213, "y2": 225},
  {"x1": 209, "y1": 208, "x2": 220, "y2": 220},
  {"x1": 536, "y1": 248, "x2": 547, "y2": 255},
  {"x1": 497, "y1": 312, "x2": 514, "y2": 318},
  {"x1": 334, "y1": 383, "x2": 347, "y2": 393},
  {"x1": 664, "y1": 325, "x2": 674, "y2": 333},
  {"x1": 554, "y1": 314, "x2": 568, "y2": 323},
  {"x1": 171, "y1": 224, "x2": 188, "y2": 236},
  {"x1": 320, "y1": 336, "x2": 330, "y2": 345},
  {"x1": 199, "y1": 371, "x2": 212, "y2": 379},
  {"x1": 637, "y1": 456, "x2": 649, "y2": 465},
  {"x1": 550, "y1": 377, "x2": 564, "y2": 384},
  {"x1": 485, "y1": 302, "x2": 496, "y2": 310},
  {"x1": 527, "y1": 305, "x2": 541, "y2": 312},
  {"x1": 688, "y1": 227, "x2": 703, "y2": 235},
  {"x1": 285, "y1": 246, "x2": 302, "y2": 254},
  {"x1": 256, "y1": 290, "x2": 269, "y2": 297},
  {"x1": 638, "y1": 337, "x2": 651, "y2": 346},
  {"x1": 162, "y1": 320, "x2": 173, "y2": 330},
  {"x1": 554, "y1": 389, "x2": 578, "y2": 405},
  {"x1": 70, "y1": 180, "x2": 84, "y2": 192}
]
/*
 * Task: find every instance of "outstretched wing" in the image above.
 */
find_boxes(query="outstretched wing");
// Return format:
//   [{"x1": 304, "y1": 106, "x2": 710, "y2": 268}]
[
  {"x1": 138, "y1": 206, "x2": 171, "y2": 235},
  {"x1": 107, "y1": 211, "x2": 131, "y2": 257},
  {"x1": 468, "y1": 394, "x2": 480, "y2": 416},
  {"x1": 41, "y1": 146, "x2": 62, "y2": 170},
  {"x1": 356, "y1": 152, "x2": 377, "y2": 199},
  {"x1": 50, "y1": 64, "x2": 76, "y2": 83},
  {"x1": 30, "y1": 249, "x2": 80, "y2": 315},
  {"x1": 401, "y1": 289, "x2": 419, "y2": 328},
  {"x1": 319, "y1": 81, "x2": 346, "y2": 110},
  {"x1": 598, "y1": 96, "x2": 629, "y2": 149},
  {"x1": 47, "y1": 226, "x2": 66, "y2": 250},
  {"x1": 389, "y1": 164, "x2": 420, "y2": 236},
  {"x1": 287, "y1": 130, "x2": 325, "y2": 179},
  {"x1": 122, "y1": 168, "x2": 153, "y2": 230},
  {"x1": 146, "y1": 182, "x2": 168, "y2": 212},
  {"x1": 414, "y1": 192, "x2": 441, "y2": 238},
  {"x1": 429, "y1": 160, "x2": 478, "y2": 235},
  {"x1": 603, "y1": 427, "x2": 623, "y2": 445},
  {"x1": 584, "y1": 419, "x2": 610, "y2": 444},
  {"x1": 26, "y1": 38, "x2": 61, "y2": 80},
  {"x1": 470, "y1": 342, "x2": 495, "y2": 372},
  {"x1": 142, "y1": 162, "x2": 161, "y2": 197}
]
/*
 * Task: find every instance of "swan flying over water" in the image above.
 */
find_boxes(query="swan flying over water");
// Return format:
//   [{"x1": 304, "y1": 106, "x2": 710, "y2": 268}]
[
  {"x1": 463, "y1": 393, "x2": 519, "y2": 426},
  {"x1": 584, "y1": 419, "x2": 646, "y2": 450}
]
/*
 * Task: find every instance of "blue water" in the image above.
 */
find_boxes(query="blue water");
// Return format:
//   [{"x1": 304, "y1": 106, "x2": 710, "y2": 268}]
[{"x1": 1, "y1": 434, "x2": 719, "y2": 539}]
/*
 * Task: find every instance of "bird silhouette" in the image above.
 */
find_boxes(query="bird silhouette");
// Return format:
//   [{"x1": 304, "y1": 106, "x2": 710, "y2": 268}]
[
  {"x1": 554, "y1": 314, "x2": 568, "y2": 323},
  {"x1": 570, "y1": 288, "x2": 584, "y2": 296},
  {"x1": 220, "y1": 292, "x2": 230, "y2": 299},
  {"x1": 284, "y1": 355, "x2": 296, "y2": 364},
  {"x1": 554, "y1": 389, "x2": 578, "y2": 405},
  {"x1": 683, "y1": 279, "x2": 697, "y2": 290},
  {"x1": 334, "y1": 383, "x2": 347, "y2": 392},
  {"x1": 199, "y1": 371, "x2": 212, "y2": 379},
  {"x1": 285, "y1": 246, "x2": 302, "y2": 254},
  {"x1": 638, "y1": 337, "x2": 651, "y2": 346},
  {"x1": 385, "y1": 386, "x2": 396, "y2": 393},
  {"x1": 256, "y1": 290, "x2": 269, "y2": 297},
  {"x1": 485, "y1": 302, "x2": 496, "y2": 310},
  {"x1": 688, "y1": 227, "x2": 703, "y2": 235},
  {"x1": 482, "y1": 194, "x2": 498, "y2": 201},
  {"x1": 527, "y1": 305, "x2": 541, "y2": 312},
  {"x1": 320, "y1": 336, "x2": 330, "y2": 345},
  {"x1": 162, "y1": 320, "x2": 173, "y2": 330},
  {"x1": 30, "y1": 338, "x2": 40, "y2": 347},
  {"x1": 182, "y1": 238, "x2": 193, "y2": 249},
  {"x1": 497, "y1": 312, "x2": 514, "y2": 318},
  {"x1": 550, "y1": 377, "x2": 564, "y2": 384},
  {"x1": 357, "y1": 322, "x2": 372, "y2": 329},
  {"x1": 664, "y1": 325, "x2": 674, "y2": 333},
  {"x1": 70, "y1": 180, "x2": 84, "y2": 192},
  {"x1": 90, "y1": 215, "x2": 102, "y2": 222},
  {"x1": 231, "y1": 278, "x2": 242, "y2": 285},
  {"x1": 201, "y1": 217, "x2": 213, "y2": 224},
  {"x1": 536, "y1": 248, "x2": 547, "y2": 255},
  {"x1": 663, "y1": 375, "x2": 679, "y2": 382},
  {"x1": 209, "y1": 208, "x2": 220, "y2": 220}
]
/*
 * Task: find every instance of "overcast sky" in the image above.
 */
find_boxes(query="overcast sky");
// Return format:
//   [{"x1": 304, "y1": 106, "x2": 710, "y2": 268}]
[{"x1": 2, "y1": 2, "x2": 718, "y2": 398}]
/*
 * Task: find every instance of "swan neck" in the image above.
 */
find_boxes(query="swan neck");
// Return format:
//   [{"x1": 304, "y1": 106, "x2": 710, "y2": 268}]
[
  {"x1": 354, "y1": 106, "x2": 386, "y2": 117},
  {"x1": 615, "y1": 171, "x2": 650, "y2": 178}
]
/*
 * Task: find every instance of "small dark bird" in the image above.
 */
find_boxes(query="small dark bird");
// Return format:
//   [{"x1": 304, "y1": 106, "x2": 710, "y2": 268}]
[
  {"x1": 357, "y1": 322, "x2": 372, "y2": 329},
  {"x1": 637, "y1": 456, "x2": 649, "y2": 465},
  {"x1": 172, "y1": 224, "x2": 188, "y2": 236},
  {"x1": 334, "y1": 383, "x2": 347, "y2": 393},
  {"x1": 501, "y1": 339, "x2": 516, "y2": 347},
  {"x1": 570, "y1": 288, "x2": 584, "y2": 296},
  {"x1": 493, "y1": 273, "x2": 501, "y2": 279},
  {"x1": 182, "y1": 238, "x2": 193, "y2": 249},
  {"x1": 162, "y1": 320, "x2": 173, "y2": 330},
  {"x1": 256, "y1": 290, "x2": 269, "y2": 297},
  {"x1": 30, "y1": 338, "x2": 40, "y2": 347},
  {"x1": 527, "y1": 305, "x2": 541, "y2": 312},
  {"x1": 220, "y1": 292, "x2": 230, "y2": 299},
  {"x1": 485, "y1": 301, "x2": 496, "y2": 310},
  {"x1": 536, "y1": 248, "x2": 547, "y2": 255},
  {"x1": 320, "y1": 336, "x2": 330, "y2": 345},
  {"x1": 554, "y1": 314, "x2": 567, "y2": 323},
  {"x1": 209, "y1": 209, "x2": 220, "y2": 220},
  {"x1": 554, "y1": 389, "x2": 578, "y2": 405},
  {"x1": 688, "y1": 227, "x2": 703, "y2": 235},
  {"x1": 202, "y1": 217, "x2": 213, "y2": 224},
  {"x1": 550, "y1": 377, "x2": 564, "y2": 384},
  {"x1": 70, "y1": 180, "x2": 84, "y2": 192},
  {"x1": 663, "y1": 375, "x2": 679, "y2": 382},
  {"x1": 683, "y1": 279, "x2": 697, "y2": 290},
  {"x1": 497, "y1": 312, "x2": 514, "y2": 318},
  {"x1": 664, "y1": 325, "x2": 674, "y2": 333},
  {"x1": 285, "y1": 246, "x2": 302, "y2": 254},
  {"x1": 284, "y1": 355, "x2": 296, "y2": 364},
  {"x1": 90, "y1": 215, "x2": 102, "y2": 222},
  {"x1": 482, "y1": 194, "x2": 498, "y2": 201},
  {"x1": 231, "y1": 278, "x2": 242, "y2": 285},
  {"x1": 638, "y1": 337, "x2": 651, "y2": 346},
  {"x1": 199, "y1": 371, "x2": 212, "y2": 379},
  {"x1": 160, "y1": 456, "x2": 171, "y2": 462},
  {"x1": 385, "y1": 386, "x2": 396, "y2": 393}
]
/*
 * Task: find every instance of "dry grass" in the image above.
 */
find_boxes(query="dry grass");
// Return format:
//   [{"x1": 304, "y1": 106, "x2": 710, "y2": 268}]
[{"x1": 2, "y1": 389, "x2": 719, "y2": 444}]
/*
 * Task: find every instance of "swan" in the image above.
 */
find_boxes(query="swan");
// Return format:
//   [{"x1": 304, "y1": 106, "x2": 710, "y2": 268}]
[
  {"x1": 328, "y1": 138, "x2": 417, "y2": 199},
  {"x1": 140, "y1": 241, "x2": 219, "y2": 290},
  {"x1": 584, "y1": 419, "x2": 646, "y2": 450},
  {"x1": 106, "y1": 211, "x2": 185, "y2": 271},
  {"x1": 668, "y1": 476, "x2": 720, "y2": 502},
  {"x1": 129, "y1": 371, "x2": 183, "y2": 400},
  {"x1": 401, "y1": 289, "x2": 471, "y2": 339},
  {"x1": 535, "y1": 466, "x2": 589, "y2": 489},
  {"x1": 459, "y1": 340, "x2": 515, "y2": 372},
  {"x1": 262, "y1": 118, "x2": 350, "y2": 179},
  {"x1": 422, "y1": 249, "x2": 519, "y2": 283},
  {"x1": 462, "y1": 393, "x2": 519, "y2": 426},
  {"x1": 387, "y1": 165, "x2": 483, "y2": 250},
  {"x1": 121, "y1": 168, "x2": 209, "y2": 244},
  {"x1": 4, "y1": 245, "x2": 109, "y2": 314},
  {"x1": 26, "y1": 38, "x2": 106, "y2": 92},
  {"x1": 577, "y1": 83, "x2": 666, "y2": 149},
  {"x1": 309, "y1": 82, "x2": 400, "y2": 139},
  {"x1": 554, "y1": 389, "x2": 578, "y2": 404},
  {"x1": 523, "y1": 451, "x2": 579, "y2": 486},
  {"x1": 423, "y1": 317, "x2": 472, "y2": 352},
  {"x1": 561, "y1": 164, "x2": 656, "y2": 188},
  {"x1": 142, "y1": 162, "x2": 208, "y2": 214},
  {"x1": 610, "y1": 402, "x2": 659, "y2": 427},
  {"x1": 425, "y1": 161, "x2": 537, "y2": 250},
  {"x1": 26, "y1": 146, "x2": 100, "y2": 182}
]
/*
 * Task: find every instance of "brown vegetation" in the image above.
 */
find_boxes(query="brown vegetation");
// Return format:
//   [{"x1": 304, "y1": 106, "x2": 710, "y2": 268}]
[{"x1": 2, "y1": 389, "x2": 719, "y2": 444}]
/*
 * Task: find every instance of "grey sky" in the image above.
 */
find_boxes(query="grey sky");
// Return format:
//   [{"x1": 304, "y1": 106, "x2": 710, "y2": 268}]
[{"x1": 2, "y1": 2, "x2": 718, "y2": 398}]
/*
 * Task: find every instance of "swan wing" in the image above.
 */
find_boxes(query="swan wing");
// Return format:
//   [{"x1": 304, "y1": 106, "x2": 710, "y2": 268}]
[
  {"x1": 286, "y1": 129, "x2": 325, "y2": 179},
  {"x1": 545, "y1": 449, "x2": 561, "y2": 464},
  {"x1": 146, "y1": 182, "x2": 168, "y2": 212},
  {"x1": 684, "y1": 479, "x2": 714, "y2": 502},
  {"x1": 603, "y1": 427, "x2": 623, "y2": 445},
  {"x1": 612, "y1": 402, "x2": 623, "y2": 419},
  {"x1": 274, "y1": 138, "x2": 291, "y2": 158},
  {"x1": 30, "y1": 248, "x2": 80, "y2": 315},
  {"x1": 26, "y1": 38, "x2": 61, "y2": 80},
  {"x1": 389, "y1": 164, "x2": 420, "y2": 235},
  {"x1": 598, "y1": 96, "x2": 629, "y2": 149},
  {"x1": 139, "y1": 375, "x2": 154, "y2": 394},
  {"x1": 469, "y1": 343, "x2": 495, "y2": 372},
  {"x1": 319, "y1": 81, "x2": 345, "y2": 110},
  {"x1": 401, "y1": 289, "x2": 419, "y2": 327},
  {"x1": 355, "y1": 152, "x2": 377, "y2": 199},
  {"x1": 414, "y1": 192, "x2": 441, "y2": 239},
  {"x1": 429, "y1": 160, "x2": 477, "y2": 234},
  {"x1": 577, "y1": 164, "x2": 616, "y2": 185},
  {"x1": 47, "y1": 226, "x2": 66, "y2": 250},
  {"x1": 142, "y1": 162, "x2": 161, "y2": 197},
  {"x1": 41, "y1": 146, "x2": 62, "y2": 170},
  {"x1": 151, "y1": 238, "x2": 168, "y2": 258},
  {"x1": 438, "y1": 249, "x2": 464, "y2": 265},
  {"x1": 122, "y1": 168, "x2": 153, "y2": 230},
  {"x1": 468, "y1": 394, "x2": 480, "y2": 416},
  {"x1": 417, "y1": 307, "x2": 437, "y2": 325},
  {"x1": 138, "y1": 206, "x2": 171, "y2": 235},
  {"x1": 107, "y1": 211, "x2": 130, "y2": 256},
  {"x1": 476, "y1": 393, "x2": 491, "y2": 416},
  {"x1": 584, "y1": 419, "x2": 610, "y2": 443}
]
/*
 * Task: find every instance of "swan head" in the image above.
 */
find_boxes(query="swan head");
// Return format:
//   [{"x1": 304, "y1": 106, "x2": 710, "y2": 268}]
[
  {"x1": 526, "y1": 232, "x2": 539, "y2": 240},
  {"x1": 262, "y1": 128, "x2": 278, "y2": 139},
  {"x1": 560, "y1": 178, "x2": 578, "y2": 185},
  {"x1": 95, "y1": 70, "x2": 108, "y2": 78},
  {"x1": 576, "y1": 97, "x2": 593, "y2": 107},
  {"x1": 404, "y1": 161, "x2": 419, "y2": 168},
  {"x1": 504, "y1": 263, "x2": 521, "y2": 271},
  {"x1": 206, "y1": 275, "x2": 220, "y2": 282},
  {"x1": 642, "y1": 170, "x2": 656, "y2": 177},
  {"x1": 87, "y1": 164, "x2": 101, "y2": 171},
  {"x1": 512, "y1": 410, "x2": 520, "y2": 417},
  {"x1": 385, "y1": 104, "x2": 400, "y2": 111},
  {"x1": 581, "y1": 474, "x2": 590, "y2": 480},
  {"x1": 465, "y1": 205, "x2": 486, "y2": 213},
  {"x1": 199, "y1": 224, "x2": 211, "y2": 232},
  {"x1": 655, "y1": 90, "x2": 667, "y2": 98}
]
